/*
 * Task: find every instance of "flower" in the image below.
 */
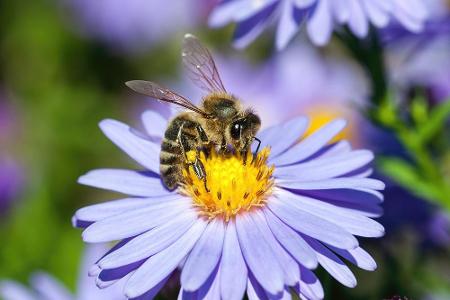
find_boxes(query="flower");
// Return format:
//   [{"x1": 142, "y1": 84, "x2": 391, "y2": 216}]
[
  {"x1": 64, "y1": 0, "x2": 214, "y2": 53},
  {"x1": 73, "y1": 110, "x2": 384, "y2": 299},
  {"x1": 383, "y1": 0, "x2": 450, "y2": 103},
  {"x1": 209, "y1": 0, "x2": 430, "y2": 49},
  {"x1": 0, "y1": 245, "x2": 125, "y2": 300}
]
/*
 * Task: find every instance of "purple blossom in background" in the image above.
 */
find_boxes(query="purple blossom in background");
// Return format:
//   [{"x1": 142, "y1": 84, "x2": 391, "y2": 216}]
[
  {"x1": 65, "y1": 0, "x2": 214, "y2": 52},
  {"x1": 384, "y1": 0, "x2": 450, "y2": 103},
  {"x1": 73, "y1": 110, "x2": 384, "y2": 299},
  {"x1": 0, "y1": 245, "x2": 125, "y2": 300},
  {"x1": 209, "y1": 0, "x2": 429, "y2": 49}
]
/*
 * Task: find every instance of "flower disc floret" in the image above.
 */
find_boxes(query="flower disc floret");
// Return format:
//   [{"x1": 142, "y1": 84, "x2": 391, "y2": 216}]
[{"x1": 181, "y1": 148, "x2": 274, "y2": 221}]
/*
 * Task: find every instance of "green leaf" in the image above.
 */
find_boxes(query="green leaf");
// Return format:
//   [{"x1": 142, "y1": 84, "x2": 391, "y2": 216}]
[
  {"x1": 410, "y1": 95, "x2": 428, "y2": 126},
  {"x1": 378, "y1": 157, "x2": 442, "y2": 203},
  {"x1": 417, "y1": 99, "x2": 450, "y2": 143}
]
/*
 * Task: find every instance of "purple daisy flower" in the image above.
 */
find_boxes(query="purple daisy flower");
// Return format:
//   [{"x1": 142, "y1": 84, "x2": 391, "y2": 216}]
[
  {"x1": 73, "y1": 109, "x2": 384, "y2": 299},
  {"x1": 209, "y1": 0, "x2": 430, "y2": 49},
  {"x1": 0, "y1": 245, "x2": 125, "y2": 300}
]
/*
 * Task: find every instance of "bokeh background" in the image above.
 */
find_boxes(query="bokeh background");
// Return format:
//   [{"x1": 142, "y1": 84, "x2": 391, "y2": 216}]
[{"x1": 0, "y1": 0, "x2": 449, "y2": 299}]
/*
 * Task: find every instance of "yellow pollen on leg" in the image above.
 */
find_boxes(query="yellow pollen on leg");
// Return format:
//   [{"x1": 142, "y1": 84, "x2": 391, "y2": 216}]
[{"x1": 179, "y1": 147, "x2": 274, "y2": 221}]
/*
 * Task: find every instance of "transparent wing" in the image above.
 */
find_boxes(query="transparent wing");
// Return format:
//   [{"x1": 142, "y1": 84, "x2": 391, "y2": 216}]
[
  {"x1": 125, "y1": 80, "x2": 210, "y2": 117},
  {"x1": 182, "y1": 33, "x2": 227, "y2": 94}
]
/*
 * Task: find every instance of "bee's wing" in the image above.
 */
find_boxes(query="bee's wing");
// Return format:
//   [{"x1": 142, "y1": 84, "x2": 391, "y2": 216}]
[
  {"x1": 125, "y1": 80, "x2": 211, "y2": 117},
  {"x1": 182, "y1": 34, "x2": 227, "y2": 94}
]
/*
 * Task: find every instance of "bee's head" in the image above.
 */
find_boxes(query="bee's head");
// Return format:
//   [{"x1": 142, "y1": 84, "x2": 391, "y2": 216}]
[{"x1": 228, "y1": 109, "x2": 261, "y2": 151}]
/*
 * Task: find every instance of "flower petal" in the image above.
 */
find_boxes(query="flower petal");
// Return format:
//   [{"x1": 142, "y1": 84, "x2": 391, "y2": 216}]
[
  {"x1": 276, "y1": 0, "x2": 300, "y2": 50},
  {"x1": 271, "y1": 119, "x2": 347, "y2": 166},
  {"x1": 233, "y1": 2, "x2": 278, "y2": 49},
  {"x1": 274, "y1": 150, "x2": 374, "y2": 181},
  {"x1": 327, "y1": 245, "x2": 377, "y2": 271},
  {"x1": 268, "y1": 194, "x2": 358, "y2": 249},
  {"x1": 236, "y1": 214, "x2": 284, "y2": 296},
  {"x1": 220, "y1": 220, "x2": 248, "y2": 300},
  {"x1": 75, "y1": 196, "x2": 178, "y2": 223},
  {"x1": 125, "y1": 219, "x2": 207, "y2": 298},
  {"x1": 295, "y1": 266, "x2": 324, "y2": 300},
  {"x1": 78, "y1": 169, "x2": 170, "y2": 197},
  {"x1": 82, "y1": 198, "x2": 192, "y2": 243},
  {"x1": 276, "y1": 190, "x2": 385, "y2": 237},
  {"x1": 0, "y1": 281, "x2": 36, "y2": 300},
  {"x1": 181, "y1": 219, "x2": 225, "y2": 291},
  {"x1": 256, "y1": 116, "x2": 309, "y2": 158},
  {"x1": 277, "y1": 177, "x2": 385, "y2": 191},
  {"x1": 307, "y1": 0, "x2": 333, "y2": 46},
  {"x1": 306, "y1": 238, "x2": 357, "y2": 288},
  {"x1": 264, "y1": 208, "x2": 318, "y2": 269},
  {"x1": 246, "y1": 274, "x2": 269, "y2": 300},
  {"x1": 98, "y1": 210, "x2": 197, "y2": 269},
  {"x1": 361, "y1": 0, "x2": 389, "y2": 27},
  {"x1": 99, "y1": 119, "x2": 160, "y2": 173},
  {"x1": 128, "y1": 275, "x2": 171, "y2": 300},
  {"x1": 251, "y1": 210, "x2": 300, "y2": 286},
  {"x1": 141, "y1": 110, "x2": 167, "y2": 139},
  {"x1": 347, "y1": 0, "x2": 368, "y2": 37},
  {"x1": 30, "y1": 272, "x2": 72, "y2": 300}
]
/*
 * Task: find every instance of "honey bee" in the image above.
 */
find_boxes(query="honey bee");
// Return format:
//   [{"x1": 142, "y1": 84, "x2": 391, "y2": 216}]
[{"x1": 126, "y1": 34, "x2": 261, "y2": 191}]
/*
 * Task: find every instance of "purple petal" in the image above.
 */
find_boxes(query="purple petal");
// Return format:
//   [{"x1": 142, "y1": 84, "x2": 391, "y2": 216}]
[
  {"x1": 276, "y1": 189, "x2": 385, "y2": 237},
  {"x1": 82, "y1": 198, "x2": 192, "y2": 243},
  {"x1": 99, "y1": 119, "x2": 159, "y2": 174},
  {"x1": 361, "y1": 0, "x2": 389, "y2": 27},
  {"x1": 181, "y1": 219, "x2": 225, "y2": 291},
  {"x1": 305, "y1": 238, "x2": 357, "y2": 288},
  {"x1": 0, "y1": 281, "x2": 36, "y2": 300},
  {"x1": 256, "y1": 116, "x2": 309, "y2": 158},
  {"x1": 307, "y1": 0, "x2": 333, "y2": 46},
  {"x1": 295, "y1": 266, "x2": 324, "y2": 300},
  {"x1": 125, "y1": 219, "x2": 207, "y2": 298},
  {"x1": 315, "y1": 140, "x2": 352, "y2": 159},
  {"x1": 277, "y1": 177, "x2": 385, "y2": 191},
  {"x1": 347, "y1": 0, "x2": 368, "y2": 37},
  {"x1": 98, "y1": 261, "x2": 143, "y2": 283},
  {"x1": 246, "y1": 274, "x2": 269, "y2": 300},
  {"x1": 299, "y1": 188, "x2": 383, "y2": 204},
  {"x1": 274, "y1": 150, "x2": 374, "y2": 181},
  {"x1": 220, "y1": 220, "x2": 248, "y2": 300},
  {"x1": 276, "y1": 0, "x2": 300, "y2": 50},
  {"x1": 141, "y1": 111, "x2": 167, "y2": 139},
  {"x1": 326, "y1": 245, "x2": 377, "y2": 271},
  {"x1": 391, "y1": 0, "x2": 425, "y2": 33},
  {"x1": 264, "y1": 208, "x2": 318, "y2": 269},
  {"x1": 268, "y1": 193, "x2": 358, "y2": 249},
  {"x1": 30, "y1": 272, "x2": 72, "y2": 300},
  {"x1": 331, "y1": 0, "x2": 351, "y2": 23},
  {"x1": 251, "y1": 210, "x2": 300, "y2": 286},
  {"x1": 98, "y1": 210, "x2": 197, "y2": 269},
  {"x1": 128, "y1": 274, "x2": 171, "y2": 300},
  {"x1": 271, "y1": 119, "x2": 347, "y2": 166},
  {"x1": 75, "y1": 196, "x2": 178, "y2": 223},
  {"x1": 236, "y1": 214, "x2": 284, "y2": 296},
  {"x1": 233, "y1": 2, "x2": 278, "y2": 49},
  {"x1": 78, "y1": 169, "x2": 170, "y2": 197}
]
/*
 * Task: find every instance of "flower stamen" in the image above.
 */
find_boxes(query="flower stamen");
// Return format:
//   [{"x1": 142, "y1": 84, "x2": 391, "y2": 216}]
[{"x1": 179, "y1": 147, "x2": 274, "y2": 221}]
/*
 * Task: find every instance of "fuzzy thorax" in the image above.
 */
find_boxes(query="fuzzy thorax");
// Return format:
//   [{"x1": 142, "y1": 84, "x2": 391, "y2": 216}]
[{"x1": 180, "y1": 147, "x2": 274, "y2": 221}]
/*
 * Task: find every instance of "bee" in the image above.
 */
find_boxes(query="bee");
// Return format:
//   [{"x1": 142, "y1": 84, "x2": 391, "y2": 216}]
[{"x1": 126, "y1": 34, "x2": 261, "y2": 191}]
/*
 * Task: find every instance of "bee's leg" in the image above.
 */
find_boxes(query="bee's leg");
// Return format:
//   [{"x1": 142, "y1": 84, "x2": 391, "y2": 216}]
[{"x1": 186, "y1": 153, "x2": 210, "y2": 192}]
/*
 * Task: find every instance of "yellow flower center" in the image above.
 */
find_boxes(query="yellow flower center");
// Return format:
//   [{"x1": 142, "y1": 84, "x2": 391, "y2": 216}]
[{"x1": 179, "y1": 147, "x2": 274, "y2": 221}]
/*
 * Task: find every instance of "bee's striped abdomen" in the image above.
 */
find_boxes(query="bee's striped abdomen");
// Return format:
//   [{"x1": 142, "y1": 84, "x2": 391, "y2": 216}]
[{"x1": 160, "y1": 115, "x2": 200, "y2": 190}]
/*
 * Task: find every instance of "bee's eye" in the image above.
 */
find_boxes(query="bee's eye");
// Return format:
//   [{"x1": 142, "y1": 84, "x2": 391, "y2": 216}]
[{"x1": 230, "y1": 122, "x2": 242, "y2": 139}]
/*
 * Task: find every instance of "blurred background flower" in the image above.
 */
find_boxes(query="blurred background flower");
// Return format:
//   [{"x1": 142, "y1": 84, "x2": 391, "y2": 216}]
[
  {"x1": 209, "y1": 0, "x2": 430, "y2": 49},
  {"x1": 0, "y1": 244, "x2": 125, "y2": 300},
  {"x1": 64, "y1": 0, "x2": 217, "y2": 53}
]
